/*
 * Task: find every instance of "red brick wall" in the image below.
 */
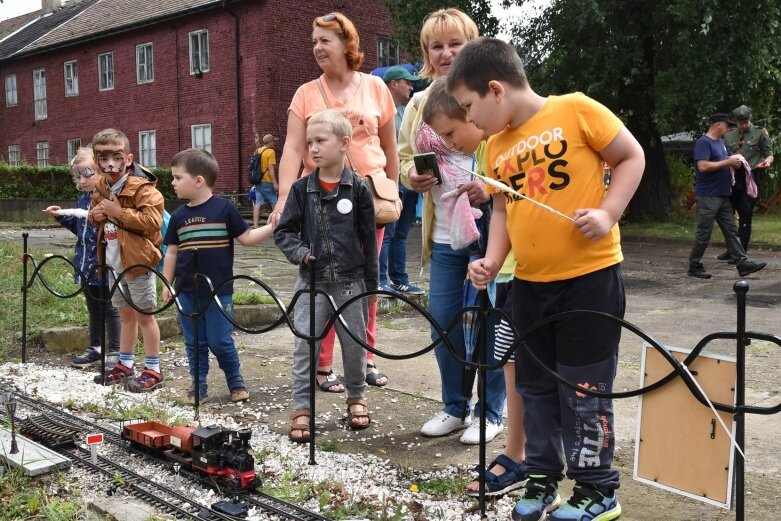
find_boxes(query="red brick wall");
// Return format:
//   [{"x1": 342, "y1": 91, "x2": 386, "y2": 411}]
[{"x1": 0, "y1": 0, "x2": 393, "y2": 195}]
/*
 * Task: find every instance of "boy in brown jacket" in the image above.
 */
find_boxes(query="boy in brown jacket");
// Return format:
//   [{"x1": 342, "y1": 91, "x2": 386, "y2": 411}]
[{"x1": 88, "y1": 128, "x2": 165, "y2": 392}]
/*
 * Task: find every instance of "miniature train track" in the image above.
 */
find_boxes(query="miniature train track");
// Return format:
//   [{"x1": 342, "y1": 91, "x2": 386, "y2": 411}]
[{"x1": 8, "y1": 392, "x2": 330, "y2": 521}]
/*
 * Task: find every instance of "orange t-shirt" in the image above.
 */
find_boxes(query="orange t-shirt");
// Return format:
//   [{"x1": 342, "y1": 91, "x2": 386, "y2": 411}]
[{"x1": 289, "y1": 73, "x2": 395, "y2": 176}]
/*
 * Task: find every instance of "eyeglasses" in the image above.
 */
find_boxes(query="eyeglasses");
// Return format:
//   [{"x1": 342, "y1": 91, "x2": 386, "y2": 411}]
[{"x1": 320, "y1": 13, "x2": 345, "y2": 32}]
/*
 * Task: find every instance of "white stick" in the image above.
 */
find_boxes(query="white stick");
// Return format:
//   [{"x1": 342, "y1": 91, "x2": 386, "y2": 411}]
[
  {"x1": 453, "y1": 163, "x2": 574, "y2": 222},
  {"x1": 55, "y1": 208, "x2": 89, "y2": 218}
]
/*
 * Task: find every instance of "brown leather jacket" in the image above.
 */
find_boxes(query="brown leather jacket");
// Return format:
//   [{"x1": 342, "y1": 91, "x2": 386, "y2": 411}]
[{"x1": 88, "y1": 163, "x2": 164, "y2": 280}]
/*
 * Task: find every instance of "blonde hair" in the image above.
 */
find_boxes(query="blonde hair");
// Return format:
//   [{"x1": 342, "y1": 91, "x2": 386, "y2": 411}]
[
  {"x1": 419, "y1": 8, "x2": 479, "y2": 79},
  {"x1": 313, "y1": 12, "x2": 365, "y2": 71},
  {"x1": 308, "y1": 108, "x2": 352, "y2": 140},
  {"x1": 69, "y1": 147, "x2": 96, "y2": 187}
]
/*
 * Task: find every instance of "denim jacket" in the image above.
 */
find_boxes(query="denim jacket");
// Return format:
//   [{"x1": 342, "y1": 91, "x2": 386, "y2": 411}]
[
  {"x1": 56, "y1": 191, "x2": 104, "y2": 286},
  {"x1": 274, "y1": 166, "x2": 378, "y2": 290}
]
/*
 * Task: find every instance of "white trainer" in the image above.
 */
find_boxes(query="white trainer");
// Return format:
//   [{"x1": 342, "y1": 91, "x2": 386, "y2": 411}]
[
  {"x1": 459, "y1": 420, "x2": 504, "y2": 445},
  {"x1": 421, "y1": 411, "x2": 472, "y2": 437}
]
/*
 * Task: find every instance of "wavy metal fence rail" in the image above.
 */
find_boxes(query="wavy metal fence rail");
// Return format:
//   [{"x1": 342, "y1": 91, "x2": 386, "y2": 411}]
[{"x1": 17, "y1": 232, "x2": 781, "y2": 520}]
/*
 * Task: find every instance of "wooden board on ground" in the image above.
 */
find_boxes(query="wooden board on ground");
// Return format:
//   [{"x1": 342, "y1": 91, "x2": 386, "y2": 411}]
[{"x1": 634, "y1": 344, "x2": 736, "y2": 508}]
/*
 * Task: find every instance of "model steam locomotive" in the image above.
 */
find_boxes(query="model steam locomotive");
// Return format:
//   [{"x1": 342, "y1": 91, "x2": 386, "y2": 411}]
[{"x1": 122, "y1": 421, "x2": 260, "y2": 491}]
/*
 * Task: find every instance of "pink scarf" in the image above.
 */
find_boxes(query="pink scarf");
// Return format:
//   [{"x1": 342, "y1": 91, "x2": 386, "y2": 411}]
[{"x1": 730, "y1": 154, "x2": 758, "y2": 198}]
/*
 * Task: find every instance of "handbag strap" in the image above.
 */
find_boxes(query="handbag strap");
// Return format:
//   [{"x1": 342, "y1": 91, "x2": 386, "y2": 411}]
[{"x1": 316, "y1": 78, "x2": 358, "y2": 172}]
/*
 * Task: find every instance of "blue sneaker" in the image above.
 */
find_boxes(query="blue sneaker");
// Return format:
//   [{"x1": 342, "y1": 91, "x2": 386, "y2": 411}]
[
  {"x1": 512, "y1": 475, "x2": 560, "y2": 521},
  {"x1": 377, "y1": 283, "x2": 395, "y2": 298},
  {"x1": 549, "y1": 483, "x2": 621, "y2": 520},
  {"x1": 390, "y1": 282, "x2": 425, "y2": 295}
]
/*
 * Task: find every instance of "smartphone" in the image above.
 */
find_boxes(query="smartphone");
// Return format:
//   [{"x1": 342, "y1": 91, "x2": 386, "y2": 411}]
[{"x1": 413, "y1": 152, "x2": 441, "y2": 184}]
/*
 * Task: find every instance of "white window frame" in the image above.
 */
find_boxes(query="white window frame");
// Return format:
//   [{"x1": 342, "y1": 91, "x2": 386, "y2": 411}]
[
  {"x1": 189, "y1": 29, "x2": 209, "y2": 75},
  {"x1": 138, "y1": 130, "x2": 157, "y2": 167},
  {"x1": 5, "y1": 74, "x2": 17, "y2": 107},
  {"x1": 7, "y1": 145, "x2": 21, "y2": 166},
  {"x1": 377, "y1": 36, "x2": 400, "y2": 68},
  {"x1": 98, "y1": 52, "x2": 114, "y2": 91},
  {"x1": 191, "y1": 124, "x2": 212, "y2": 152},
  {"x1": 136, "y1": 43, "x2": 154, "y2": 84},
  {"x1": 64, "y1": 60, "x2": 78, "y2": 96},
  {"x1": 36, "y1": 141, "x2": 49, "y2": 167},
  {"x1": 33, "y1": 68, "x2": 47, "y2": 120},
  {"x1": 67, "y1": 138, "x2": 81, "y2": 164}
]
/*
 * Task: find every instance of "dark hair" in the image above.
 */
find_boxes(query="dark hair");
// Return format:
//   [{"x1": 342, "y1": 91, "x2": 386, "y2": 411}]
[
  {"x1": 171, "y1": 148, "x2": 219, "y2": 187},
  {"x1": 422, "y1": 79, "x2": 466, "y2": 124},
  {"x1": 313, "y1": 12, "x2": 364, "y2": 71},
  {"x1": 446, "y1": 37, "x2": 528, "y2": 96}
]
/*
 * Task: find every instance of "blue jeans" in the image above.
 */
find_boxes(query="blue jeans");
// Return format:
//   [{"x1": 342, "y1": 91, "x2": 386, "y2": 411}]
[
  {"x1": 379, "y1": 184, "x2": 419, "y2": 285},
  {"x1": 429, "y1": 242, "x2": 506, "y2": 424},
  {"x1": 177, "y1": 292, "x2": 245, "y2": 393},
  {"x1": 254, "y1": 181, "x2": 278, "y2": 207}
]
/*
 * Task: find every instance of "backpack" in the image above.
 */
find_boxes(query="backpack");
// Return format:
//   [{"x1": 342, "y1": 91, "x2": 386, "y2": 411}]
[{"x1": 248, "y1": 147, "x2": 264, "y2": 185}]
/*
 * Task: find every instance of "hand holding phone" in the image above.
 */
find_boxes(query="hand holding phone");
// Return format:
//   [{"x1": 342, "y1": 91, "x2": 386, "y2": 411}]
[
  {"x1": 413, "y1": 152, "x2": 441, "y2": 185},
  {"x1": 757, "y1": 160, "x2": 769, "y2": 169}
]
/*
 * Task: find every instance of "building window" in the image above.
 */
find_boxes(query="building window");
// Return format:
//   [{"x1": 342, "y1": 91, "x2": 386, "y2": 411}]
[
  {"x1": 36, "y1": 141, "x2": 49, "y2": 167},
  {"x1": 7, "y1": 145, "x2": 21, "y2": 166},
  {"x1": 33, "y1": 68, "x2": 47, "y2": 120},
  {"x1": 189, "y1": 29, "x2": 209, "y2": 75},
  {"x1": 64, "y1": 60, "x2": 78, "y2": 96},
  {"x1": 67, "y1": 138, "x2": 81, "y2": 164},
  {"x1": 377, "y1": 36, "x2": 399, "y2": 68},
  {"x1": 136, "y1": 43, "x2": 154, "y2": 84},
  {"x1": 5, "y1": 74, "x2": 17, "y2": 107},
  {"x1": 138, "y1": 130, "x2": 156, "y2": 167},
  {"x1": 98, "y1": 52, "x2": 114, "y2": 91},
  {"x1": 191, "y1": 124, "x2": 211, "y2": 152}
]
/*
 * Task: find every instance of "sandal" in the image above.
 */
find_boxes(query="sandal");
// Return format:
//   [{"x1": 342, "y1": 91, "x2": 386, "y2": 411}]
[
  {"x1": 365, "y1": 363, "x2": 388, "y2": 387},
  {"x1": 346, "y1": 398, "x2": 372, "y2": 430},
  {"x1": 317, "y1": 370, "x2": 345, "y2": 393},
  {"x1": 466, "y1": 454, "x2": 527, "y2": 498},
  {"x1": 288, "y1": 409, "x2": 311, "y2": 443}
]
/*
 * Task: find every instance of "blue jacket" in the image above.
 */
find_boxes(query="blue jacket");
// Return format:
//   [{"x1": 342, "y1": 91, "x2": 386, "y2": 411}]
[
  {"x1": 56, "y1": 191, "x2": 104, "y2": 286},
  {"x1": 274, "y1": 167, "x2": 378, "y2": 290}
]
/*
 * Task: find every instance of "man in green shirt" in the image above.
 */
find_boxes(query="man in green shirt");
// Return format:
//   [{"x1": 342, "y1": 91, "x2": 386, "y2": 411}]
[{"x1": 723, "y1": 105, "x2": 774, "y2": 254}]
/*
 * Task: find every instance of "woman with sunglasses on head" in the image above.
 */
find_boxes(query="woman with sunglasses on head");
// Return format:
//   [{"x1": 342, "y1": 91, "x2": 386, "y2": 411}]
[
  {"x1": 397, "y1": 8, "x2": 524, "y2": 498},
  {"x1": 44, "y1": 147, "x2": 121, "y2": 370},
  {"x1": 272, "y1": 13, "x2": 398, "y2": 393}
]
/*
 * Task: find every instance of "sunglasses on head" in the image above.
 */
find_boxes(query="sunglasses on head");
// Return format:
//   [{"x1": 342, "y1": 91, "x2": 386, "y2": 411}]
[{"x1": 320, "y1": 13, "x2": 345, "y2": 32}]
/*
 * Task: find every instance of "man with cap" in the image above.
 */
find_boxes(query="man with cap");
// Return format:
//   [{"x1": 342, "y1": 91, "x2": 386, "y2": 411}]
[
  {"x1": 378, "y1": 66, "x2": 426, "y2": 295},
  {"x1": 687, "y1": 113, "x2": 766, "y2": 279},
  {"x1": 723, "y1": 104, "x2": 774, "y2": 253},
  {"x1": 252, "y1": 134, "x2": 278, "y2": 229}
]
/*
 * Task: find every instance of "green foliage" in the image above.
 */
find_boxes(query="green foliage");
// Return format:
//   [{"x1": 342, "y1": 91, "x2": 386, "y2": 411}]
[
  {"x1": 0, "y1": 466, "x2": 80, "y2": 521},
  {"x1": 381, "y1": 0, "x2": 499, "y2": 58},
  {"x1": 666, "y1": 155, "x2": 696, "y2": 219}
]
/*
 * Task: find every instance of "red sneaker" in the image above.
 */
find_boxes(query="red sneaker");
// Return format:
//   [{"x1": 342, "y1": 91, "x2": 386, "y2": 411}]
[
  {"x1": 126, "y1": 369, "x2": 164, "y2": 393},
  {"x1": 95, "y1": 363, "x2": 134, "y2": 385}
]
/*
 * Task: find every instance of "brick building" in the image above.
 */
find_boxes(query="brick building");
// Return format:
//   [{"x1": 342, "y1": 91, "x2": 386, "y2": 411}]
[{"x1": 0, "y1": 0, "x2": 398, "y2": 193}]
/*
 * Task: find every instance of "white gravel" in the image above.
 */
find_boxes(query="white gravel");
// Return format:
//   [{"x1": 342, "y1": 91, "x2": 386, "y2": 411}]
[{"x1": 1, "y1": 362, "x2": 517, "y2": 520}]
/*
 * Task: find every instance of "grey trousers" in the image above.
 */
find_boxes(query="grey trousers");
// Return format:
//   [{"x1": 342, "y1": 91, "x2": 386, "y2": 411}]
[
  {"x1": 291, "y1": 276, "x2": 368, "y2": 410},
  {"x1": 689, "y1": 195, "x2": 747, "y2": 265}
]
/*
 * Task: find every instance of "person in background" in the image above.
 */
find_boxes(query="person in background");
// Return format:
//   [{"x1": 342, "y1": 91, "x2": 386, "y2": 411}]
[
  {"x1": 252, "y1": 134, "x2": 279, "y2": 229},
  {"x1": 45, "y1": 147, "x2": 121, "y2": 369},
  {"x1": 271, "y1": 12, "x2": 397, "y2": 391},
  {"x1": 378, "y1": 66, "x2": 426, "y2": 296},
  {"x1": 722, "y1": 104, "x2": 773, "y2": 255}
]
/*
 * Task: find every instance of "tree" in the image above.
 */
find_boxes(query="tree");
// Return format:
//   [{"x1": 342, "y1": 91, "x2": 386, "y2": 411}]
[
  {"x1": 504, "y1": 0, "x2": 781, "y2": 220},
  {"x1": 381, "y1": 0, "x2": 500, "y2": 58}
]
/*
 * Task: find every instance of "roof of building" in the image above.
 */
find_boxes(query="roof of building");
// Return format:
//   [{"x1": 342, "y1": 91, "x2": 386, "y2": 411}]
[
  {"x1": 0, "y1": 11, "x2": 40, "y2": 42},
  {"x1": 0, "y1": 0, "x2": 228, "y2": 62}
]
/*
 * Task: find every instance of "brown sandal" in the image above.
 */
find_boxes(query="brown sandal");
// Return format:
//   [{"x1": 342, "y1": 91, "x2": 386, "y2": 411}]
[
  {"x1": 346, "y1": 398, "x2": 371, "y2": 430},
  {"x1": 288, "y1": 409, "x2": 311, "y2": 443}
]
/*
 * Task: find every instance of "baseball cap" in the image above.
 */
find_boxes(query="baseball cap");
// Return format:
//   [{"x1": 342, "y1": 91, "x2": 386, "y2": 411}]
[
  {"x1": 262, "y1": 134, "x2": 277, "y2": 144},
  {"x1": 709, "y1": 113, "x2": 736, "y2": 126},
  {"x1": 383, "y1": 66, "x2": 421, "y2": 83}
]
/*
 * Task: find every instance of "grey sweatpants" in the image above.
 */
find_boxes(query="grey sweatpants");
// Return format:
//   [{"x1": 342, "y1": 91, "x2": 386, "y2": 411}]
[{"x1": 291, "y1": 276, "x2": 368, "y2": 410}]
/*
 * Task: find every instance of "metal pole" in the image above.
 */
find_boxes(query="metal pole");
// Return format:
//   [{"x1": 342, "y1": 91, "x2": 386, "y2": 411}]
[
  {"x1": 477, "y1": 290, "x2": 488, "y2": 519},
  {"x1": 22, "y1": 233, "x2": 29, "y2": 363},
  {"x1": 192, "y1": 249, "x2": 201, "y2": 420},
  {"x1": 308, "y1": 257, "x2": 317, "y2": 466},
  {"x1": 733, "y1": 280, "x2": 748, "y2": 521}
]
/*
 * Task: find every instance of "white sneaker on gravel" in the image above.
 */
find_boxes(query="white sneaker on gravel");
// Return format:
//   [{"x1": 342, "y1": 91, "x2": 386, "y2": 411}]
[
  {"x1": 459, "y1": 420, "x2": 504, "y2": 445},
  {"x1": 421, "y1": 411, "x2": 472, "y2": 437}
]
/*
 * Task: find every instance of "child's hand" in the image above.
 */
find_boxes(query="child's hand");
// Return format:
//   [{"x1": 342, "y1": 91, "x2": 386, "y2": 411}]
[
  {"x1": 162, "y1": 286, "x2": 173, "y2": 303},
  {"x1": 408, "y1": 166, "x2": 437, "y2": 193},
  {"x1": 573, "y1": 208, "x2": 613, "y2": 240},
  {"x1": 100, "y1": 193, "x2": 122, "y2": 219},
  {"x1": 91, "y1": 207, "x2": 107, "y2": 222},
  {"x1": 468, "y1": 257, "x2": 498, "y2": 290},
  {"x1": 44, "y1": 206, "x2": 61, "y2": 216},
  {"x1": 457, "y1": 180, "x2": 489, "y2": 205}
]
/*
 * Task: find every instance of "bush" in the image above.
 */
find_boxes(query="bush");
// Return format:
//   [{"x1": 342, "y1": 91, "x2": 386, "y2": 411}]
[
  {"x1": 0, "y1": 162, "x2": 174, "y2": 199},
  {"x1": 666, "y1": 154, "x2": 695, "y2": 220}
]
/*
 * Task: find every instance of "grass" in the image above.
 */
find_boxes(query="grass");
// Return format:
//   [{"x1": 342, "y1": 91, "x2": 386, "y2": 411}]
[
  {"x1": 0, "y1": 465, "x2": 81, "y2": 521},
  {"x1": 621, "y1": 213, "x2": 781, "y2": 247}
]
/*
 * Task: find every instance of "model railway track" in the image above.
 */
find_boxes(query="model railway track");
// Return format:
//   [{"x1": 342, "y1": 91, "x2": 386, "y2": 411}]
[{"x1": 7, "y1": 392, "x2": 330, "y2": 521}]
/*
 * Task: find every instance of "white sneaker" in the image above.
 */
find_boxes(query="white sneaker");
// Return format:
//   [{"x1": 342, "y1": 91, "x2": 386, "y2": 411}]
[
  {"x1": 459, "y1": 420, "x2": 504, "y2": 445},
  {"x1": 421, "y1": 411, "x2": 472, "y2": 437}
]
